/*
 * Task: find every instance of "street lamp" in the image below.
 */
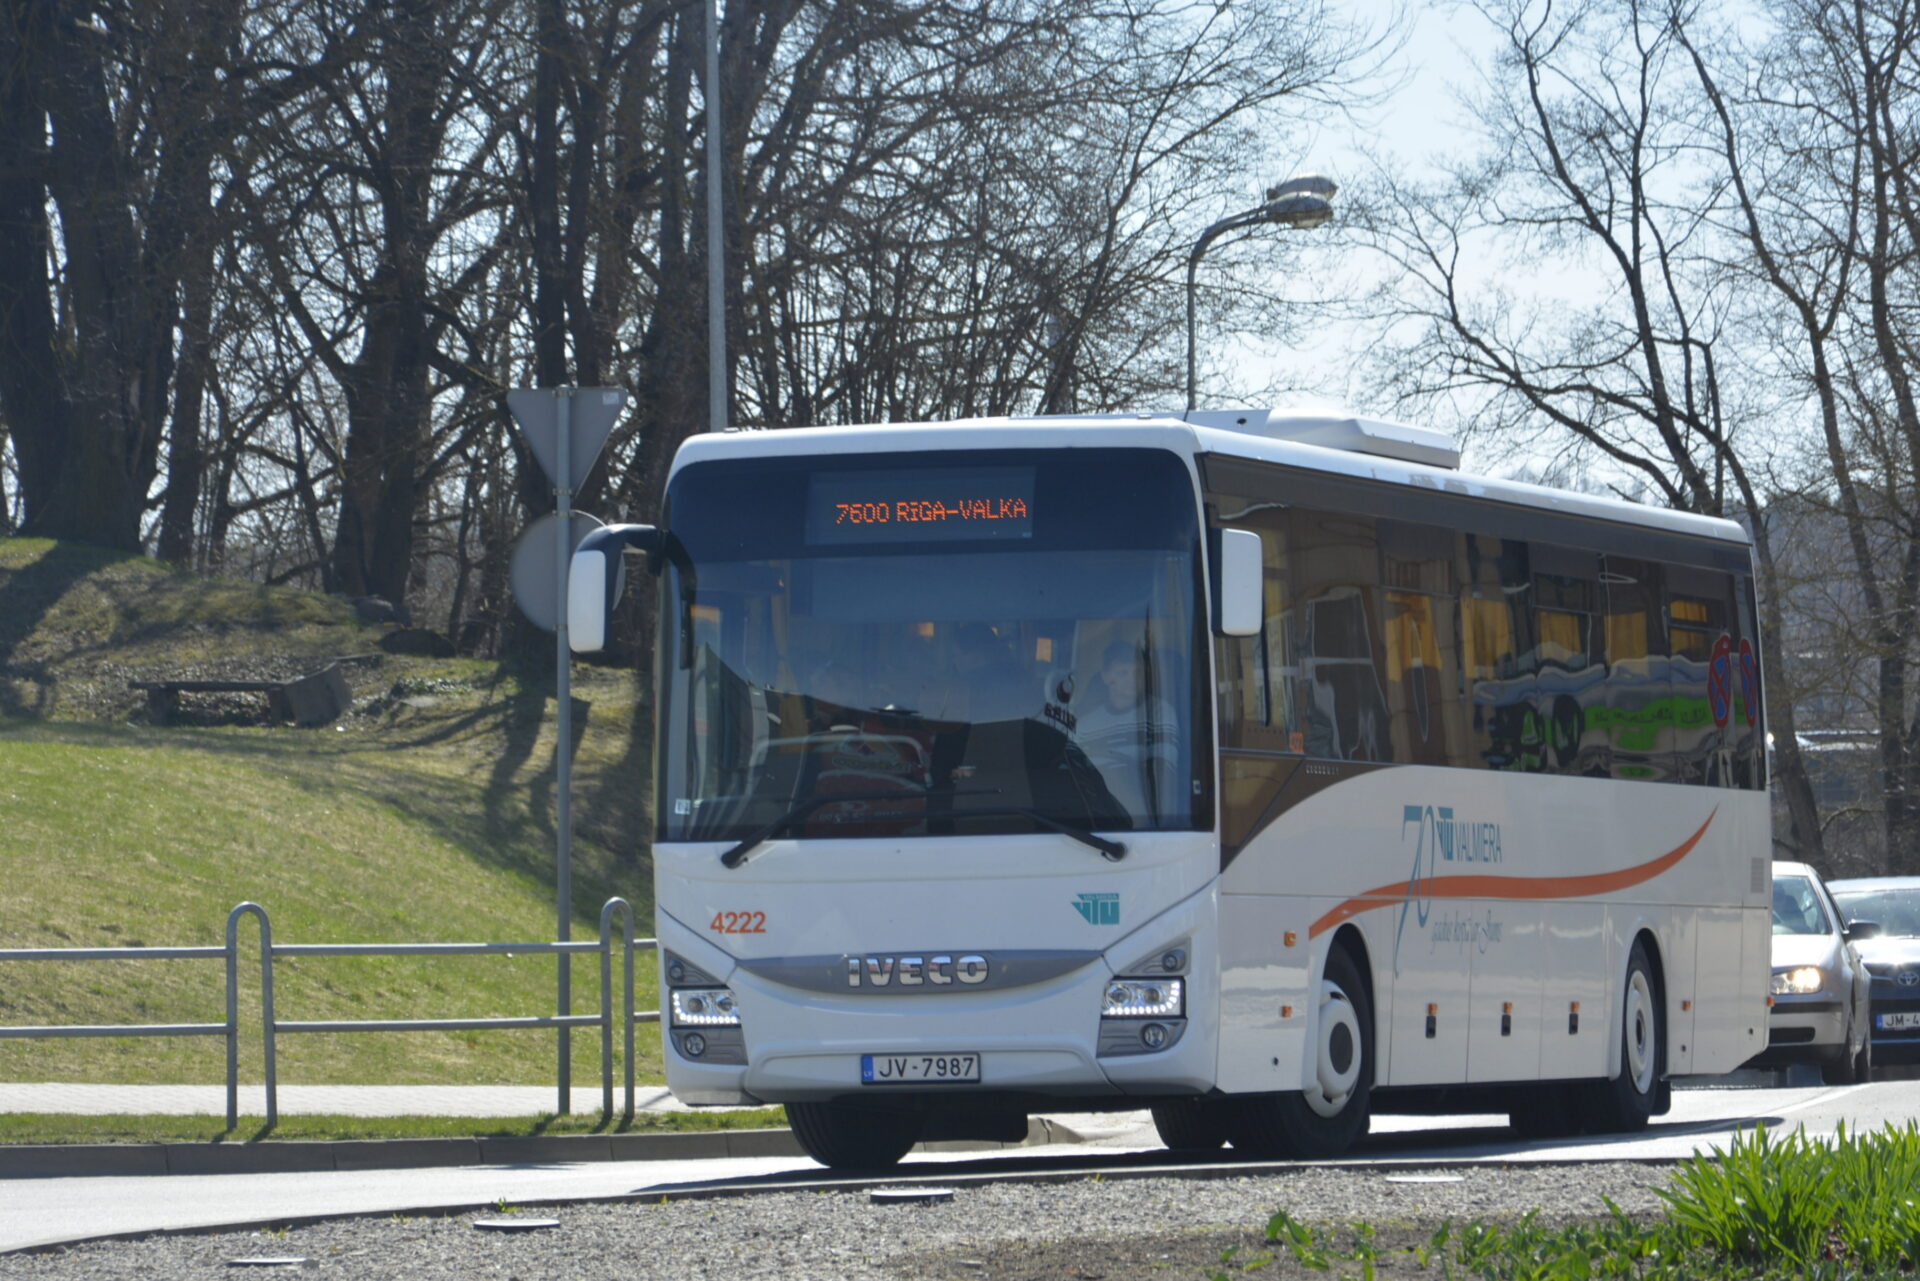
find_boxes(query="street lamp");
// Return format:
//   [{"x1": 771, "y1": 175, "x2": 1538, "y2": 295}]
[{"x1": 1185, "y1": 174, "x2": 1338, "y2": 412}]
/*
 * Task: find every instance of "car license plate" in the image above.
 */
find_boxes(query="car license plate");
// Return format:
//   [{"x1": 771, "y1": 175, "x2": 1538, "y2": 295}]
[
  {"x1": 861, "y1": 1053, "x2": 980, "y2": 1084},
  {"x1": 1878, "y1": 1012, "x2": 1920, "y2": 1030}
]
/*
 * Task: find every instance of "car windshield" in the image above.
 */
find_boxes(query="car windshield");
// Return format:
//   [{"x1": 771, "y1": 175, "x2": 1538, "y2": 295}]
[
  {"x1": 1771, "y1": 875, "x2": 1831, "y2": 936},
  {"x1": 655, "y1": 448, "x2": 1207, "y2": 844},
  {"x1": 1830, "y1": 886, "x2": 1920, "y2": 938}
]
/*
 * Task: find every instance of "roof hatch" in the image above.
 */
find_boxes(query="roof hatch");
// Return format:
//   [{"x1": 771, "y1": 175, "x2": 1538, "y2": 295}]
[{"x1": 1185, "y1": 409, "x2": 1461, "y2": 470}]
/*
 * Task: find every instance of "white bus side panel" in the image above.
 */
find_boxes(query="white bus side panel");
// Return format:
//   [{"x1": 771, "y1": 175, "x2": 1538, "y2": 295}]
[
  {"x1": 1466, "y1": 904, "x2": 1545, "y2": 1081},
  {"x1": 1215, "y1": 892, "x2": 1313, "y2": 1094},
  {"x1": 1216, "y1": 765, "x2": 1767, "y2": 1092}
]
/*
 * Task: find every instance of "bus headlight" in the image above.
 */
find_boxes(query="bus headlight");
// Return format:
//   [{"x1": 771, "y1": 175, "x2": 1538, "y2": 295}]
[
  {"x1": 671, "y1": 987, "x2": 742, "y2": 1026},
  {"x1": 1102, "y1": 977, "x2": 1184, "y2": 1018},
  {"x1": 1770, "y1": 967, "x2": 1824, "y2": 996}
]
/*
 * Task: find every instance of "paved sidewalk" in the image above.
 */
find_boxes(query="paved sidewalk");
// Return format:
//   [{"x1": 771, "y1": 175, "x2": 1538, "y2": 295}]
[{"x1": 0, "y1": 1083, "x2": 692, "y2": 1117}]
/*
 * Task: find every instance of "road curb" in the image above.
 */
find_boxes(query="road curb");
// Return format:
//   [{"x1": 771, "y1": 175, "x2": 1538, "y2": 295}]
[
  {"x1": 0, "y1": 1116, "x2": 1079, "y2": 1179},
  {"x1": 0, "y1": 1127, "x2": 806, "y2": 1179}
]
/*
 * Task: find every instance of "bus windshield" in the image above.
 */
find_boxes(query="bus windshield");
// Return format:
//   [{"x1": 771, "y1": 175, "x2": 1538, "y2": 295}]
[{"x1": 656, "y1": 448, "x2": 1206, "y2": 844}]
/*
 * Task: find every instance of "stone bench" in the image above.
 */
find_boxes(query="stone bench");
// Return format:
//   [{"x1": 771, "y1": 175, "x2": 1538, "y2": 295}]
[{"x1": 131, "y1": 663, "x2": 352, "y2": 727}]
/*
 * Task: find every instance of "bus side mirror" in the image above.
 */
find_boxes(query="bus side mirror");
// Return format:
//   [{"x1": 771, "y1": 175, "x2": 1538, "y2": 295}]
[
  {"x1": 568, "y1": 524, "x2": 664, "y2": 653},
  {"x1": 1214, "y1": 528, "x2": 1263, "y2": 638}
]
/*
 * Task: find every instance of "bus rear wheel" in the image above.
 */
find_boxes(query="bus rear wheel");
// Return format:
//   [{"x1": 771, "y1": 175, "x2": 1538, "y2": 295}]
[
  {"x1": 1580, "y1": 940, "x2": 1661, "y2": 1133},
  {"x1": 786, "y1": 1100, "x2": 920, "y2": 1169},
  {"x1": 1229, "y1": 946, "x2": 1373, "y2": 1159}
]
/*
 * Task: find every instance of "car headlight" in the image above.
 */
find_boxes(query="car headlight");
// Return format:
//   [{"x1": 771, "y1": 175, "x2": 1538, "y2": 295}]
[
  {"x1": 1102, "y1": 977, "x2": 1184, "y2": 1018},
  {"x1": 1770, "y1": 967, "x2": 1825, "y2": 995},
  {"x1": 670, "y1": 987, "x2": 741, "y2": 1026}
]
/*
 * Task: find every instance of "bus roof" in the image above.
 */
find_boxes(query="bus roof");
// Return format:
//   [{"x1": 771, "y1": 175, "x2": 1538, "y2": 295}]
[{"x1": 670, "y1": 412, "x2": 1751, "y2": 550}]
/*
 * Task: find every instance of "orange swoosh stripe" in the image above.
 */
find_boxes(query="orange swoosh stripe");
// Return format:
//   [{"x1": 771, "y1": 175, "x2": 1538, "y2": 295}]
[{"x1": 1306, "y1": 808, "x2": 1718, "y2": 940}]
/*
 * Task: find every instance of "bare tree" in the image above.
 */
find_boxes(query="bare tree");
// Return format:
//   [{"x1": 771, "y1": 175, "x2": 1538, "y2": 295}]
[
  {"x1": 1353, "y1": 0, "x2": 1830, "y2": 859},
  {"x1": 0, "y1": 0, "x2": 242, "y2": 549}
]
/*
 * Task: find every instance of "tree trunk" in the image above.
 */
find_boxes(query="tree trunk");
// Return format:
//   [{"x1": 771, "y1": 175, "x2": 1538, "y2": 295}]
[{"x1": 327, "y1": 1, "x2": 440, "y2": 605}]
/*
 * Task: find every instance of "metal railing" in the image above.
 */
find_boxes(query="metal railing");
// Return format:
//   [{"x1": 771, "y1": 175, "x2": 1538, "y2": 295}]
[{"x1": 0, "y1": 898, "x2": 657, "y2": 1127}]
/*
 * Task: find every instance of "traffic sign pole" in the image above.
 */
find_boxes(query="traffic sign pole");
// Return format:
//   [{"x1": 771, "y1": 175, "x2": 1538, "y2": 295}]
[
  {"x1": 505, "y1": 384, "x2": 625, "y2": 1117},
  {"x1": 554, "y1": 388, "x2": 574, "y2": 1115}
]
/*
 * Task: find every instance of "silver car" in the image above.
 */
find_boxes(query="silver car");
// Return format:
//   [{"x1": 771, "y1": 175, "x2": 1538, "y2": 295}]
[
  {"x1": 1754, "y1": 861, "x2": 1874, "y2": 1083},
  {"x1": 1827, "y1": 877, "x2": 1920, "y2": 1066}
]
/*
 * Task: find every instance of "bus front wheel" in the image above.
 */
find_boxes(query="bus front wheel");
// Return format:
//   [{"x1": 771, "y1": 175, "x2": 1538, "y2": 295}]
[
  {"x1": 1150, "y1": 1097, "x2": 1230, "y2": 1152},
  {"x1": 786, "y1": 1100, "x2": 920, "y2": 1169},
  {"x1": 1229, "y1": 946, "x2": 1373, "y2": 1158},
  {"x1": 1581, "y1": 940, "x2": 1661, "y2": 1133}
]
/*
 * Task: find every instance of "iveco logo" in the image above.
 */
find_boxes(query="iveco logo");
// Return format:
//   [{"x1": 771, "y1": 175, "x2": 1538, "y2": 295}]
[
  {"x1": 846, "y1": 954, "x2": 988, "y2": 988},
  {"x1": 1899, "y1": 969, "x2": 1920, "y2": 988}
]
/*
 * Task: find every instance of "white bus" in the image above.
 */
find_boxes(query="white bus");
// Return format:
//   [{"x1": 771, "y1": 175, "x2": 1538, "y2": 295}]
[{"x1": 569, "y1": 409, "x2": 1771, "y2": 1167}]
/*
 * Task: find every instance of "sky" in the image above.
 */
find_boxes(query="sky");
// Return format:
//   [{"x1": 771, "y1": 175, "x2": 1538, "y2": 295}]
[{"x1": 1224, "y1": 0, "x2": 1507, "y2": 431}]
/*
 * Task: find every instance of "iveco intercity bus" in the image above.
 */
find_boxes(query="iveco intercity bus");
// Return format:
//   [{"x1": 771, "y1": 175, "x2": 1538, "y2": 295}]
[{"x1": 567, "y1": 409, "x2": 1771, "y2": 1168}]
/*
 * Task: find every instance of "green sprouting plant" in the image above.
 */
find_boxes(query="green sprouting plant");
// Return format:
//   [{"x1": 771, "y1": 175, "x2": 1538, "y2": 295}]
[
  {"x1": 1660, "y1": 1123, "x2": 1842, "y2": 1269},
  {"x1": 1266, "y1": 1209, "x2": 1331, "y2": 1271},
  {"x1": 1206, "y1": 1242, "x2": 1274, "y2": 1279},
  {"x1": 1455, "y1": 1218, "x2": 1504, "y2": 1273},
  {"x1": 1416, "y1": 1221, "x2": 1452, "y2": 1269},
  {"x1": 1226, "y1": 1127, "x2": 1920, "y2": 1281}
]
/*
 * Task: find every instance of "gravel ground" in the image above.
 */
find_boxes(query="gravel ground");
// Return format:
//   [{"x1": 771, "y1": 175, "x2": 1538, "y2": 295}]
[{"x1": 5, "y1": 1162, "x2": 1676, "y2": 1280}]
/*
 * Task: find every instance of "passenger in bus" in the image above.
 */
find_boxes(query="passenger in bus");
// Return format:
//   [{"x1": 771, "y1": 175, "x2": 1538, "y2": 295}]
[{"x1": 1075, "y1": 641, "x2": 1179, "y2": 820}]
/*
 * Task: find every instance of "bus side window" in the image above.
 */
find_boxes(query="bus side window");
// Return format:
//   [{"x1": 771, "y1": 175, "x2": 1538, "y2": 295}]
[
  {"x1": 1732, "y1": 574, "x2": 1766, "y2": 789},
  {"x1": 1379, "y1": 521, "x2": 1463, "y2": 768},
  {"x1": 1209, "y1": 501, "x2": 1296, "y2": 754},
  {"x1": 1292, "y1": 509, "x2": 1391, "y2": 761},
  {"x1": 1460, "y1": 534, "x2": 1533, "y2": 771},
  {"x1": 1666, "y1": 565, "x2": 1735, "y2": 786},
  {"x1": 1530, "y1": 545, "x2": 1604, "y2": 778},
  {"x1": 1600, "y1": 557, "x2": 1669, "y2": 782}
]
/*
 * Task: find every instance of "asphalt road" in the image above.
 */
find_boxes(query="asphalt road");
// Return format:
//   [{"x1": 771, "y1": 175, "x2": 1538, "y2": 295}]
[{"x1": 2, "y1": 1078, "x2": 1909, "y2": 1255}]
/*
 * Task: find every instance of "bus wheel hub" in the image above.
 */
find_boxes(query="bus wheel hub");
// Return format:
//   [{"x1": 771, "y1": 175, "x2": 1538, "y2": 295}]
[{"x1": 1306, "y1": 978, "x2": 1361, "y2": 1117}]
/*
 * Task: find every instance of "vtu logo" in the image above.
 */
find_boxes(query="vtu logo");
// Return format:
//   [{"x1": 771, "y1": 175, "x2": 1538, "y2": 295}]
[{"x1": 1073, "y1": 893, "x2": 1120, "y2": 925}]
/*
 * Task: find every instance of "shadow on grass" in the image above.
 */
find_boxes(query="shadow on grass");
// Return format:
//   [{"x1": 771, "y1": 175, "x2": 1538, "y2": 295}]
[
  {"x1": 0, "y1": 540, "x2": 368, "y2": 709},
  {"x1": 206, "y1": 1121, "x2": 276, "y2": 1144},
  {"x1": 0, "y1": 540, "x2": 129, "y2": 717}
]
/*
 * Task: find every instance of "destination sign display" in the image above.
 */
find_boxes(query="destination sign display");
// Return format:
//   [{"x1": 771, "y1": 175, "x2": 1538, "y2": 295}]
[{"x1": 806, "y1": 467, "x2": 1036, "y2": 544}]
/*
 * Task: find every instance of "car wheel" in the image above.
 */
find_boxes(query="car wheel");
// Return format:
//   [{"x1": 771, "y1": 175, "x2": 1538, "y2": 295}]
[
  {"x1": 1821, "y1": 1023, "x2": 1857, "y2": 1086},
  {"x1": 1852, "y1": 1022, "x2": 1873, "y2": 1084}
]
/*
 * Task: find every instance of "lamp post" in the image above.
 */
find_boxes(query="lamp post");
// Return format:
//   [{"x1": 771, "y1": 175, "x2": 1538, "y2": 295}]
[
  {"x1": 705, "y1": 0, "x2": 725, "y2": 432},
  {"x1": 1185, "y1": 174, "x2": 1338, "y2": 412}
]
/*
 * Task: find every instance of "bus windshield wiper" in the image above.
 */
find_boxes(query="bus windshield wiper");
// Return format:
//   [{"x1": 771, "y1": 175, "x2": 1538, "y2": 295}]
[
  {"x1": 718, "y1": 795, "x2": 1125, "y2": 868},
  {"x1": 718, "y1": 790, "x2": 998, "y2": 869},
  {"x1": 943, "y1": 807, "x2": 1126, "y2": 861}
]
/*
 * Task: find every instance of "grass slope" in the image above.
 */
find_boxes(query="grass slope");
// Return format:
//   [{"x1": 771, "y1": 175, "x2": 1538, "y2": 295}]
[{"x1": 0, "y1": 538, "x2": 662, "y2": 1089}]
